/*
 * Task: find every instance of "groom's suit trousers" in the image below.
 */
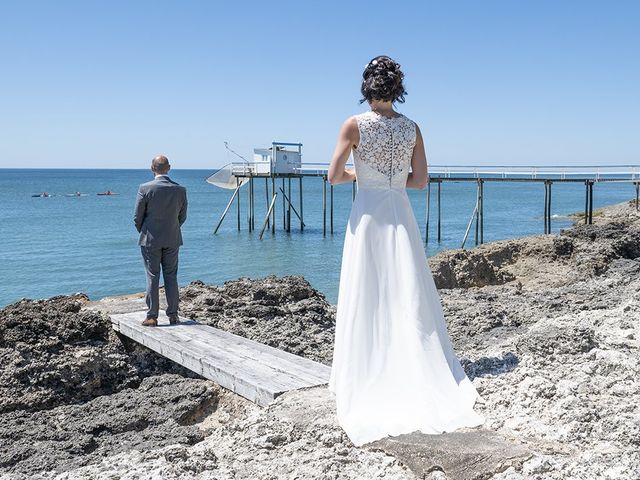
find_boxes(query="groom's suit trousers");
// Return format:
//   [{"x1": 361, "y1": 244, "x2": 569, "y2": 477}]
[{"x1": 140, "y1": 246, "x2": 180, "y2": 318}]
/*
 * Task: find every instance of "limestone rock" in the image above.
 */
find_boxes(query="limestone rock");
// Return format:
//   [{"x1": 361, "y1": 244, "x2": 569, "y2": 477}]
[{"x1": 369, "y1": 430, "x2": 531, "y2": 480}]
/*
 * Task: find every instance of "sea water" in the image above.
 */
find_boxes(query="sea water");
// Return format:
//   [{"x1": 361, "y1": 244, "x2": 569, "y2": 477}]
[{"x1": 0, "y1": 168, "x2": 635, "y2": 307}]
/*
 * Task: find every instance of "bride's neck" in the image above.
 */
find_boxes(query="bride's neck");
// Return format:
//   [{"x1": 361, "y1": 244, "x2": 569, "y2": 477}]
[{"x1": 369, "y1": 100, "x2": 396, "y2": 116}]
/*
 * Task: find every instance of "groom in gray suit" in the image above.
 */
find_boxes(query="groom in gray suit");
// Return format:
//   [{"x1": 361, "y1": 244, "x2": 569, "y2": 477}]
[{"x1": 134, "y1": 155, "x2": 188, "y2": 326}]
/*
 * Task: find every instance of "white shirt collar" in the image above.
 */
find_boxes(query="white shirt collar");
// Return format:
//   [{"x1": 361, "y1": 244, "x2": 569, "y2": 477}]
[{"x1": 155, "y1": 174, "x2": 169, "y2": 179}]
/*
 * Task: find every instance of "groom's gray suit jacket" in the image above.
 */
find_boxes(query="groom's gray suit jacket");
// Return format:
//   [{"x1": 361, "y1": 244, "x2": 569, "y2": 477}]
[{"x1": 134, "y1": 175, "x2": 188, "y2": 247}]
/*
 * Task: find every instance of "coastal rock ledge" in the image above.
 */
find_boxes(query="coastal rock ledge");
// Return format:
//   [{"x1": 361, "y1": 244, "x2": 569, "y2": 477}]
[{"x1": 1, "y1": 200, "x2": 639, "y2": 479}]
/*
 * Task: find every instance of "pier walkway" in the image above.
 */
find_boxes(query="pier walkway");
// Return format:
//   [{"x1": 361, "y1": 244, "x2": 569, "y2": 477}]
[{"x1": 109, "y1": 309, "x2": 330, "y2": 407}]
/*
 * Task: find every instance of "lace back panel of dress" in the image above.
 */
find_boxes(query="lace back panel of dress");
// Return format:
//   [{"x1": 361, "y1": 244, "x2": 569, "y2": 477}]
[{"x1": 353, "y1": 112, "x2": 417, "y2": 189}]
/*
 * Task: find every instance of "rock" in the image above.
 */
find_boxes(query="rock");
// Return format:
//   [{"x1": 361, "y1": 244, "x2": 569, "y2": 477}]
[
  {"x1": 516, "y1": 322, "x2": 598, "y2": 356},
  {"x1": 0, "y1": 295, "x2": 193, "y2": 414},
  {"x1": 179, "y1": 276, "x2": 336, "y2": 365},
  {"x1": 369, "y1": 430, "x2": 531, "y2": 480},
  {"x1": 429, "y1": 244, "x2": 519, "y2": 289},
  {"x1": 0, "y1": 375, "x2": 222, "y2": 476},
  {"x1": 55, "y1": 386, "x2": 414, "y2": 479}
]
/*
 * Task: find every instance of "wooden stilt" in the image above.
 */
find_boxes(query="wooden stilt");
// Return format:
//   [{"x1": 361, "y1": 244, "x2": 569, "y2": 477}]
[
  {"x1": 260, "y1": 192, "x2": 278, "y2": 240},
  {"x1": 475, "y1": 180, "x2": 480, "y2": 245},
  {"x1": 271, "y1": 176, "x2": 276, "y2": 234},
  {"x1": 265, "y1": 178, "x2": 270, "y2": 229},
  {"x1": 214, "y1": 184, "x2": 241, "y2": 234},
  {"x1": 236, "y1": 177, "x2": 241, "y2": 231},
  {"x1": 584, "y1": 181, "x2": 589, "y2": 225},
  {"x1": 588, "y1": 181, "x2": 593, "y2": 224},
  {"x1": 278, "y1": 187, "x2": 305, "y2": 227},
  {"x1": 547, "y1": 181, "x2": 552, "y2": 234},
  {"x1": 323, "y1": 176, "x2": 327, "y2": 237},
  {"x1": 330, "y1": 183, "x2": 334, "y2": 234},
  {"x1": 287, "y1": 177, "x2": 292, "y2": 232},
  {"x1": 425, "y1": 180, "x2": 431, "y2": 244},
  {"x1": 437, "y1": 181, "x2": 441, "y2": 242},
  {"x1": 299, "y1": 176, "x2": 304, "y2": 231},
  {"x1": 279, "y1": 177, "x2": 284, "y2": 230},
  {"x1": 544, "y1": 181, "x2": 549, "y2": 234},
  {"x1": 251, "y1": 176, "x2": 255, "y2": 230},
  {"x1": 479, "y1": 179, "x2": 484, "y2": 244},
  {"x1": 247, "y1": 176, "x2": 252, "y2": 232}
]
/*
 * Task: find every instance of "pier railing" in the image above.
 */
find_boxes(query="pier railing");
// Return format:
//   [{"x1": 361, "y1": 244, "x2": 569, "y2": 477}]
[{"x1": 221, "y1": 162, "x2": 640, "y2": 181}]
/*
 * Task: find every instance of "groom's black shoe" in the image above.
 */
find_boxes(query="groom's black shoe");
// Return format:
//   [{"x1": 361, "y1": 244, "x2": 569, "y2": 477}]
[{"x1": 168, "y1": 314, "x2": 180, "y2": 325}]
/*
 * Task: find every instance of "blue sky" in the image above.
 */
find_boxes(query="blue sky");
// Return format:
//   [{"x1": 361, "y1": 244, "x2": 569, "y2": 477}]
[{"x1": 0, "y1": 1, "x2": 638, "y2": 169}]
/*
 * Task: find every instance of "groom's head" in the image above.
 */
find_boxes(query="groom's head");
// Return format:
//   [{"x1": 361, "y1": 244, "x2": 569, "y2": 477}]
[{"x1": 151, "y1": 155, "x2": 171, "y2": 175}]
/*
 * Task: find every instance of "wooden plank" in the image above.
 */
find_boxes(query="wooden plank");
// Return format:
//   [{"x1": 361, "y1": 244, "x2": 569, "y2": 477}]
[
  {"x1": 110, "y1": 311, "x2": 331, "y2": 407},
  {"x1": 184, "y1": 323, "x2": 331, "y2": 384},
  {"x1": 115, "y1": 313, "x2": 327, "y2": 386},
  {"x1": 114, "y1": 315, "x2": 307, "y2": 403},
  {"x1": 114, "y1": 311, "x2": 329, "y2": 385},
  {"x1": 115, "y1": 315, "x2": 303, "y2": 391}
]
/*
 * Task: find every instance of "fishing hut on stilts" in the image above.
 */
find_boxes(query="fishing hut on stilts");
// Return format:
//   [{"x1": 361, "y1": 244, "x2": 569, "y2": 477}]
[{"x1": 209, "y1": 142, "x2": 345, "y2": 239}]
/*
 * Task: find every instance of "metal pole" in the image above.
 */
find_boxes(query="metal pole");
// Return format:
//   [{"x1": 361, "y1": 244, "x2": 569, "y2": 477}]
[
  {"x1": 299, "y1": 176, "x2": 304, "y2": 231},
  {"x1": 425, "y1": 180, "x2": 431, "y2": 244},
  {"x1": 259, "y1": 192, "x2": 278, "y2": 240},
  {"x1": 213, "y1": 184, "x2": 241, "y2": 234},
  {"x1": 437, "y1": 181, "x2": 441, "y2": 242},
  {"x1": 282, "y1": 177, "x2": 286, "y2": 230},
  {"x1": 323, "y1": 176, "x2": 327, "y2": 237},
  {"x1": 636, "y1": 182, "x2": 639, "y2": 211}
]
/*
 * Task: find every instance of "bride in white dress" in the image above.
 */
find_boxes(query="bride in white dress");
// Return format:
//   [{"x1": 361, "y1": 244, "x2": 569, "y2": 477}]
[{"x1": 327, "y1": 56, "x2": 484, "y2": 446}]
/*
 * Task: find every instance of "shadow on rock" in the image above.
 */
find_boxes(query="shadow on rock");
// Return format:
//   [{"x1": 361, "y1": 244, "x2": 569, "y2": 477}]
[{"x1": 461, "y1": 352, "x2": 519, "y2": 381}]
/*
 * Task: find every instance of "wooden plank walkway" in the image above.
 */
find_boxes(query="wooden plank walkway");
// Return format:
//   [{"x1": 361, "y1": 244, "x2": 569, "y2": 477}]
[{"x1": 110, "y1": 311, "x2": 331, "y2": 407}]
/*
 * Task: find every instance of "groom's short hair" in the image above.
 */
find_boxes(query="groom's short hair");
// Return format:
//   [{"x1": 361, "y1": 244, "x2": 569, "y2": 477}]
[{"x1": 151, "y1": 155, "x2": 171, "y2": 174}]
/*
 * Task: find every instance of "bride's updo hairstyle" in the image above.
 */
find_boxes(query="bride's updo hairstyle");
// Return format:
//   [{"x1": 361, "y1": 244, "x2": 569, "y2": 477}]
[{"x1": 360, "y1": 55, "x2": 407, "y2": 104}]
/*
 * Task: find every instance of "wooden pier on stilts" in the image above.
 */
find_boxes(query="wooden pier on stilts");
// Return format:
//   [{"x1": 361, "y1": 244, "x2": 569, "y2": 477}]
[{"x1": 208, "y1": 153, "x2": 640, "y2": 248}]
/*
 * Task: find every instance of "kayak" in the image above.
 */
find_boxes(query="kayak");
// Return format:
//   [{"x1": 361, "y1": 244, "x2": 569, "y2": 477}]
[{"x1": 97, "y1": 192, "x2": 119, "y2": 196}]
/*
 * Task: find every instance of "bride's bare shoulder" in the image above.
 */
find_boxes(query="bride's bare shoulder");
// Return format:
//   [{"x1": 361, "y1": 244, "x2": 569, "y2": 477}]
[{"x1": 340, "y1": 116, "x2": 360, "y2": 135}]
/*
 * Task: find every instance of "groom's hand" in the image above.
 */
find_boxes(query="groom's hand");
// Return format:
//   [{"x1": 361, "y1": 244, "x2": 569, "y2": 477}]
[{"x1": 133, "y1": 187, "x2": 147, "y2": 232}]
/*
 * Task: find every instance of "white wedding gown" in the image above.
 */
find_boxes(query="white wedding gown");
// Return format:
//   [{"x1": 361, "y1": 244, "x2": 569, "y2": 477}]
[{"x1": 328, "y1": 111, "x2": 484, "y2": 446}]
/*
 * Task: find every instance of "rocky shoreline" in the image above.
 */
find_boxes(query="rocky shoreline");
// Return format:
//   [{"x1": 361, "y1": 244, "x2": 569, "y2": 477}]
[{"x1": 1, "y1": 200, "x2": 639, "y2": 479}]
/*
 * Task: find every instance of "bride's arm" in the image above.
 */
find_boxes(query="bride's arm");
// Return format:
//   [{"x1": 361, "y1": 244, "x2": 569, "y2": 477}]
[
  {"x1": 328, "y1": 117, "x2": 358, "y2": 185},
  {"x1": 406, "y1": 125, "x2": 428, "y2": 189}
]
